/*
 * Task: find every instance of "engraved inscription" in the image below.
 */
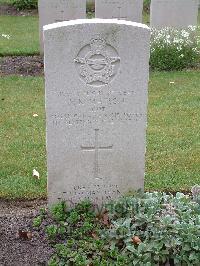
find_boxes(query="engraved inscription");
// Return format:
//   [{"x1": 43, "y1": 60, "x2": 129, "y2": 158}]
[
  {"x1": 52, "y1": 112, "x2": 144, "y2": 128},
  {"x1": 112, "y1": 6, "x2": 127, "y2": 20},
  {"x1": 41, "y1": 1, "x2": 80, "y2": 9},
  {"x1": 74, "y1": 37, "x2": 120, "y2": 86},
  {"x1": 81, "y1": 129, "x2": 113, "y2": 179},
  {"x1": 58, "y1": 88, "x2": 136, "y2": 107},
  {"x1": 55, "y1": 184, "x2": 121, "y2": 206}
]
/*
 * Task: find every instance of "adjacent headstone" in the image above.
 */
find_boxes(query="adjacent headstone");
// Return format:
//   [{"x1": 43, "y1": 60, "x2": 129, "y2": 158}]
[
  {"x1": 150, "y1": 0, "x2": 198, "y2": 29},
  {"x1": 38, "y1": 0, "x2": 86, "y2": 52},
  {"x1": 95, "y1": 0, "x2": 143, "y2": 22},
  {"x1": 44, "y1": 19, "x2": 150, "y2": 207}
]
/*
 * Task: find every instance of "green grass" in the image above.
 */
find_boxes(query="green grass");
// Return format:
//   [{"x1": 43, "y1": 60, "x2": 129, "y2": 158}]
[
  {"x1": 0, "y1": 15, "x2": 39, "y2": 55},
  {"x1": 0, "y1": 76, "x2": 46, "y2": 199},
  {"x1": 143, "y1": 12, "x2": 150, "y2": 25},
  {"x1": 0, "y1": 71, "x2": 200, "y2": 199},
  {"x1": 146, "y1": 71, "x2": 200, "y2": 191}
]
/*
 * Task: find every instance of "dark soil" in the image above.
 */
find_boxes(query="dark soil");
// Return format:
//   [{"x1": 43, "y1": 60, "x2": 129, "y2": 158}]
[
  {"x1": 0, "y1": 56, "x2": 44, "y2": 76},
  {"x1": 0, "y1": 199, "x2": 53, "y2": 266},
  {"x1": 0, "y1": 4, "x2": 38, "y2": 16}
]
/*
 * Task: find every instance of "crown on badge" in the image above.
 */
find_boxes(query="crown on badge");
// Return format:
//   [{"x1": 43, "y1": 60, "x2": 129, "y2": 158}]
[{"x1": 90, "y1": 37, "x2": 106, "y2": 53}]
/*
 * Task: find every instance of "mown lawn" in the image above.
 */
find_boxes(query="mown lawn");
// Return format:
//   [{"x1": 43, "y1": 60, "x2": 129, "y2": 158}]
[
  {"x1": 0, "y1": 71, "x2": 199, "y2": 199},
  {"x1": 0, "y1": 76, "x2": 46, "y2": 199},
  {"x1": 0, "y1": 15, "x2": 39, "y2": 55},
  {"x1": 146, "y1": 71, "x2": 200, "y2": 191}
]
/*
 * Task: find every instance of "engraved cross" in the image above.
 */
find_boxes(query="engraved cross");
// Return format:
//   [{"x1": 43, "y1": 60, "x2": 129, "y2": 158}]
[
  {"x1": 112, "y1": 7, "x2": 127, "y2": 20},
  {"x1": 81, "y1": 129, "x2": 113, "y2": 180}
]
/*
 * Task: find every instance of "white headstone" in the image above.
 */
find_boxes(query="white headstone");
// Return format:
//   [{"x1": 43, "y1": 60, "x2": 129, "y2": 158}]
[
  {"x1": 38, "y1": 0, "x2": 86, "y2": 52},
  {"x1": 44, "y1": 19, "x2": 150, "y2": 207},
  {"x1": 95, "y1": 0, "x2": 143, "y2": 22},
  {"x1": 150, "y1": 0, "x2": 198, "y2": 29}
]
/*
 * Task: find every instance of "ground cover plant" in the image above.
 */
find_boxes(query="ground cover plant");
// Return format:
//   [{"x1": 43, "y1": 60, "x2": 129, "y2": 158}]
[
  {"x1": 150, "y1": 26, "x2": 200, "y2": 71},
  {"x1": 33, "y1": 192, "x2": 200, "y2": 265},
  {"x1": 0, "y1": 0, "x2": 13, "y2": 4},
  {"x1": 0, "y1": 71, "x2": 200, "y2": 199},
  {"x1": 11, "y1": 0, "x2": 37, "y2": 10}
]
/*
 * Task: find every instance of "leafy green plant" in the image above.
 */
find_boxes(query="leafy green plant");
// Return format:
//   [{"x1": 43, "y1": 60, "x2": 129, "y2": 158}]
[
  {"x1": 32, "y1": 215, "x2": 43, "y2": 228},
  {"x1": 46, "y1": 224, "x2": 58, "y2": 240},
  {"x1": 150, "y1": 26, "x2": 200, "y2": 71},
  {"x1": 51, "y1": 201, "x2": 68, "y2": 222},
  {"x1": 104, "y1": 192, "x2": 200, "y2": 265},
  {"x1": 32, "y1": 207, "x2": 46, "y2": 228},
  {"x1": 34, "y1": 192, "x2": 200, "y2": 265},
  {"x1": 11, "y1": 0, "x2": 37, "y2": 10},
  {"x1": 143, "y1": 0, "x2": 151, "y2": 13}
]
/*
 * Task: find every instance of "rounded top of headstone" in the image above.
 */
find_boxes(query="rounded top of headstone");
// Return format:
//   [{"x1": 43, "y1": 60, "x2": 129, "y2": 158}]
[{"x1": 43, "y1": 18, "x2": 150, "y2": 31}]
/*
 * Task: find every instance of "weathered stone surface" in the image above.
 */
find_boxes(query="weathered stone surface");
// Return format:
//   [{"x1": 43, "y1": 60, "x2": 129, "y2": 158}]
[
  {"x1": 44, "y1": 19, "x2": 150, "y2": 207},
  {"x1": 38, "y1": 0, "x2": 86, "y2": 52},
  {"x1": 150, "y1": 0, "x2": 198, "y2": 29},
  {"x1": 95, "y1": 0, "x2": 143, "y2": 22}
]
